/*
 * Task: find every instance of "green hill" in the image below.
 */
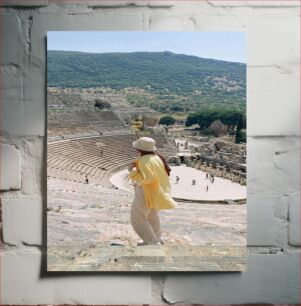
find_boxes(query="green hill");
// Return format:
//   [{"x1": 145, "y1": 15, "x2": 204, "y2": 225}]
[{"x1": 47, "y1": 50, "x2": 246, "y2": 111}]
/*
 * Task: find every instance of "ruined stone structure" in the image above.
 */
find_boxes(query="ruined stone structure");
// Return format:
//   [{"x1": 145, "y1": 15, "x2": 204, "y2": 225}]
[
  {"x1": 175, "y1": 138, "x2": 246, "y2": 185},
  {"x1": 48, "y1": 87, "x2": 158, "y2": 128}
]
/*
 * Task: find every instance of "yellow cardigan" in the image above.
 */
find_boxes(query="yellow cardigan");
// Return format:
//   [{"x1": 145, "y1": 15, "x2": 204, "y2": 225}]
[{"x1": 129, "y1": 154, "x2": 177, "y2": 210}]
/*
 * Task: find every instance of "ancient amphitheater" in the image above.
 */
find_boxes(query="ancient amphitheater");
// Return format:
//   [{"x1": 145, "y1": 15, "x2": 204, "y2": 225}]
[{"x1": 47, "y1": 87, "x2": 246, "y2": 271}]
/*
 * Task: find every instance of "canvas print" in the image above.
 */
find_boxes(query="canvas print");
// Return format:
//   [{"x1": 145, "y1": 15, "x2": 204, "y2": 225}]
[{"x1": 47, "y1": 31, "x2": 247, "y2": 271}]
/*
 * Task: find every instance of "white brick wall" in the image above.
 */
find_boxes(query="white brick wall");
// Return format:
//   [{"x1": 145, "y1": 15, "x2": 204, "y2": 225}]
[
  {"x1": 248, "y1": 66, "x2": 300, "y2": 136},
  {"x1": 2, "y1": 198, "x2": 43, "y2": 246},
  {"x1": 149, "y1": 15, "x2": 196, "y2": 30},
  {"x1": 247, "y1": 137, "x2": 299, "y2": 196},
  {"x1": 1, "y1": 1, "x2": 300, "y2": 304},
  {"x1": 2, "y1": 13, "x2": 25, "y2": 66},
  {"x1": 206, "y1": 0, "x2": 299, "y2": 7},
  {"x1": 0, "y1": 143, "x2": 21, "y2": 190},
  {"x1": 289, "y1": 193, "x2": 301, "y2": 246},
  {"x1": 163, "y1": 252, "x2": 300, "y2": 304},
  {"x1": 247, "y1": 196, "x2": 285, "y2": 246},
  {"x1": 0, "y1": 0, "x2": 49, "y2": 6},
  {"x1": 2, "y1": 250, "x2": 151, "y2": 304}
]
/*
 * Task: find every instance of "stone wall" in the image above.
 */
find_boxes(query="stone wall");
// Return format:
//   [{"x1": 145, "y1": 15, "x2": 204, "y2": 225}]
[{"x1": 0, "y1": 0, "x2": 300, "y2": 304}]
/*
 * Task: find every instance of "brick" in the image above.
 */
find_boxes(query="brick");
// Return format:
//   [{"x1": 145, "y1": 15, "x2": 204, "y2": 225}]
[
  {"x1": 149, "y1": 15, "x2": 195, "y2": 30},
  {"x1": 207, "y1": 0, "x2": 300, "y2": 7},
  {"x1": 2, "y1": 13, "x2": 24, "y2": 66},
  {"x1": 247, "y1": 14, "x2": 300, "y2": 67},
  {"x1": 163, "y1": 252, "x2": 300, "y2": 304},
  {"x1": 31, "y1": 13, "x2": 142, "y2": 64},
  {"x1": 38, "y1": 3, "x2": 93, "y2": 14},
  {"x1": 147, "y1": 1, "x2": 175, "y2": 7},
  {"x1": 0, "y1": 143, "x2": 21, "y2": 191},
  {"x1": 288, "y1": 193, "x2": 300, "y2": 246},
  {"x1": 247, "y1": 196, "x2": 275, "y2": 246},
  {"x1": 1, "y1": 65, "x2": 45, "y2": 136},
  {"x1": 1, "y1": 66, "x2": 23, "y2": 137},
  {"x1": 287, "y1": 251, "x2": 301, "y2": 299},
  {"x1": 0, "y1": 0, "x2": 49, "y2": 6},
  {"x1": 193, "y1": 10, "x2": 299, "y2": 67},
  {"x1": 86, "y1": 0, "x2": 174, "y2": 7},
  {"x1": 87, "y1": 1, "x2": 147, "y2": 7},
  {"x1": 22, "y1": 65, "x2": 46, "y2": 136},
  {"x1": 19, "y1": 138, "x2": 44, "y2": 196},
  {"x1": 2, "y1": 250, "x2": 151, "y2": 304},
  {"x1": 86, "y1": 1, "x2": 134, "y2": 7},
  {"x1": 247, "y1": 136, "x2": 299, "y2": 197},
  {"x1": 1, "y1": 65, "x2": 22, "y2": 101},
  {"x1": 2, "y1": 198, "x2": 43, "y2": 246},
  {"x1": 101, "y1": 12, "x2": 143, "y2": 30},
  {"x1": 247, "y1": 196, "x2": 288, "y2": 246},
  {"x1": 248, "y1": 66, "x2": 300, "y2": 136}
]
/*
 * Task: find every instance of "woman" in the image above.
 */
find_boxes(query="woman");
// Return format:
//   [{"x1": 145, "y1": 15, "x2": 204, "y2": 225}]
[{"x1": 128, "y1": 137, "x2": 177, "y2": 245}]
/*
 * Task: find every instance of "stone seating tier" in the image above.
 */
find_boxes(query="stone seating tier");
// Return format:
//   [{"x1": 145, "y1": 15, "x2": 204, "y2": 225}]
[
  {"x1": 47, "y1": 133, "x2": 178, "y2": 185},
  {"x1": 48, "y1": 111, "x2": 126, "y2": 130}
]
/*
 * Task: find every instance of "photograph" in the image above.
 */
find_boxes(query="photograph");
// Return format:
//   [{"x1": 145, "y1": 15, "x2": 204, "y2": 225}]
[{"x1": 46, "y1": 31, "x2": 247, "y2": 271}]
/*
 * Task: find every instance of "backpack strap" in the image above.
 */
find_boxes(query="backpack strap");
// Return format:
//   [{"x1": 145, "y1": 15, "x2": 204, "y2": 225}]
[{"x1": 156, "y1": 153, "x2": 171, "y2": 176}]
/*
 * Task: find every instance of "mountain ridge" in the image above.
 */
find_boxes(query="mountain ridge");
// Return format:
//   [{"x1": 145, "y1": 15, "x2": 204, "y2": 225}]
[
  {"x1": 48, "y1": 50, "x2": 246, "y2": 64},
  {"x1": 47, "y1": 50, "x2": 246, "y2": 110}
]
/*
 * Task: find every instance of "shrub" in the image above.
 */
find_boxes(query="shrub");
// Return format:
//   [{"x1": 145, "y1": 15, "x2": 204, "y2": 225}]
[{"x1": 159, "y1": 116, "x2": 176, "y2": 126}]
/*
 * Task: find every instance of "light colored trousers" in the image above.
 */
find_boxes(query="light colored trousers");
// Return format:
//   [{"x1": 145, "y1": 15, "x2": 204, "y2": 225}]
[{"x1": 131, "y1": 184, "x2": 162, "y2": 245}]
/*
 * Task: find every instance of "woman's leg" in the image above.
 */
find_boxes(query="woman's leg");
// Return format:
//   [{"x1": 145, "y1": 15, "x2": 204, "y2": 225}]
[
  {"x1": 130, "y1": 185, "x2": 160, "y2": 245},
  {"x1": 147, "y1": 209, "x2": 162, "y2": 242}
]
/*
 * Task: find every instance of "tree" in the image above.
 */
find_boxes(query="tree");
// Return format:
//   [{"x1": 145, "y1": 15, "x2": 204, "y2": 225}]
[
  {"x1": 235, "y1": 129, "x2": 246, "y2": 143},
  {"x1": 170, "y1": 105, "x2": 184, "y2": 112},
  {"x1": 219, "y1": 109, "x2": 241, "y2": 131},
  {"x1": 235, "y1": 113, "x2": 246, "y2": 143},
  {"x1": 185, "y1": 109, "x2": 216, "y2": 129},
  {"x1": 185, "y1": 113, "x2": 199, "y2": 127},
  {"x1": 198, "y1": 109, "x2": 217, "y2": 128},
  {"x1": 159, "y1": 116, "x2": 176, "y2": 126},
  {"x1": 186, "y1": 107, "x2": 245, "y2": 135},
  {"x1": 236, "y1": 113, "x2": 246, "y2": 131}
]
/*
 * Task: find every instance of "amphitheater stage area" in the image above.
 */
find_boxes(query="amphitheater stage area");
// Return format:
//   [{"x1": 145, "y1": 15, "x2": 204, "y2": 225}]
[{"x1": 110, "y1": 165, "x2": 246, "y2": 202}]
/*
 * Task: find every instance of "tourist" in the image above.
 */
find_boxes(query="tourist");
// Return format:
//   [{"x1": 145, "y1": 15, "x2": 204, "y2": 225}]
[
  {"x1": 206, "y1": 185, "x2": 209, "y2": 192},
  {"x1": 128, "y1": 137, "x2": 177, "y2": 246},
  {"x1": 85, "y1": 175, "x2": 89, "y2": 184},
  {"x1": 206, "y1": 173, "x2": 209, "y2": 180},
  {"x1": 192, "y1": 179, "x2": 196, "y2": 185},
  {"x1": 176, "y1": 176, "x2": 180, "y2": 184}
]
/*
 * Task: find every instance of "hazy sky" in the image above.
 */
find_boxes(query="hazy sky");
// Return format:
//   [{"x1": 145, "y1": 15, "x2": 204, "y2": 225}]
[{"x1": 47, "y1": 31, "x2": 246, "y2": 63}]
